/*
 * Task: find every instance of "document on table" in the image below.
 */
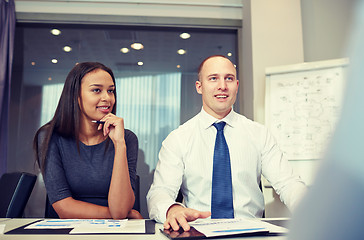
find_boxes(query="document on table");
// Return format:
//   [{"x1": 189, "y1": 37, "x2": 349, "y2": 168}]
[
  {"x1": 24, "y1": 219, "x2": 146, "y2": 234},
  {"x1": 189, "y1": 218, "x2": 287, "y2": 237},
  {"x1": 70, "y1": 220, "x2": 146, "y2": 234}
]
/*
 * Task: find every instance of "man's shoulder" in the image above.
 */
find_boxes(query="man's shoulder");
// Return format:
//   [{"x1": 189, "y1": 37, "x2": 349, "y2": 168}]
[{"x1": 233, "y1": 112, "x2": 265, "y2": 130}]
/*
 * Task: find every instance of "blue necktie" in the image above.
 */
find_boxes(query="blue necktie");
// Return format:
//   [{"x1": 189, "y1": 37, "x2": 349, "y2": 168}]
[{"x1": 211, "y1": 121, "x2": 234, "y2": 218}]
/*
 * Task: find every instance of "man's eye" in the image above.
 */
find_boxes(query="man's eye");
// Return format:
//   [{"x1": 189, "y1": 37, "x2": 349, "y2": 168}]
[
  {"x1": 226, "y1": 77, "x2": 234, "y2": 81},
  {"x1": 209, "y1": 77, "x2": 217, "y2": 81}
]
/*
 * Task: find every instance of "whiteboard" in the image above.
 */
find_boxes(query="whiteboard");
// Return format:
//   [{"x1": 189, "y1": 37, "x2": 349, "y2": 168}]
[{"x1": 265, "y1": 58, "x2": 349, "y2": 160}]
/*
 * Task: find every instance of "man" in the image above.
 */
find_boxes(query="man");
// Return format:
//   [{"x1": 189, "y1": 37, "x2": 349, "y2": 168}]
[{"x1": 147, "y1": 55, "x2": 306, "y2": 231}]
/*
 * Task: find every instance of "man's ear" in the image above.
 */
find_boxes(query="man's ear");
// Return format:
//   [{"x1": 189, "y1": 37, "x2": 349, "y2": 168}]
[{"x1": 196, "y1": 80, "x2": 202, "y2": 95}]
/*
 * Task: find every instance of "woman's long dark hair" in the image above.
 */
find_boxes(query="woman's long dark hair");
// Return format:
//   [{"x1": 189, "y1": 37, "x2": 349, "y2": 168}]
[{"x1": 34, "y1": 62, "x2": 117, "y2": 173}]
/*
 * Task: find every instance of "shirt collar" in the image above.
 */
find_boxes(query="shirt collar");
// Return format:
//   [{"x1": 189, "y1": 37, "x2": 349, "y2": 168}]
[{"x1": 199, "y1": 107, "x2": 237, "y2": 129}]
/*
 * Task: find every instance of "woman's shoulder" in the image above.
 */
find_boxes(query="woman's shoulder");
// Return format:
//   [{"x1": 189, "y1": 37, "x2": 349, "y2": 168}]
[{"x1": 124, "y1": 129, "x2": 138, "y2": 144}]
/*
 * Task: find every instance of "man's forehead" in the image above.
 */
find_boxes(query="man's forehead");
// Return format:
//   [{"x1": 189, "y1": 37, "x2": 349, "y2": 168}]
[
  {"x1": 202, "y1": 59, "x2": 236, "y2": 75},
  {"x1": 203, "y1": 57, "x2": 235, "y2": 68}
]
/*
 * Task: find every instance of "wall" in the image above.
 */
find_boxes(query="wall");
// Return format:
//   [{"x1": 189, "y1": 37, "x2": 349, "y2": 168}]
[
  {"x1": 10, "y1": 0, "x2": 355, "y2": 218},
  {"x1": 301, "y1": 0, "x2": 357, "y2": 62}
]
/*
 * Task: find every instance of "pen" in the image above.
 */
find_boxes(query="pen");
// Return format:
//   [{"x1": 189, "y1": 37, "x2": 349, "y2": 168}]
[{"x1": 91, "y1": 120, "x2": 105, "y2": 124}]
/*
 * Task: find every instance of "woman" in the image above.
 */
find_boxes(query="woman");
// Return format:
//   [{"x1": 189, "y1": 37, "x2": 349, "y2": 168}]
[{"x1": 34, "y1": 62, "x2": 141, "y2": 219}]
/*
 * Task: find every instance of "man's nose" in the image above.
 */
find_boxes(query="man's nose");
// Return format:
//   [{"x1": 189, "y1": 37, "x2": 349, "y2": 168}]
[{"x1": 218, "y1": 79, "x2": 227, "y2": 90}]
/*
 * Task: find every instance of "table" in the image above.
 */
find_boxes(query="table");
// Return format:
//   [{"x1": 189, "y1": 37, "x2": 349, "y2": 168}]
[{"x1": 0, "y1": 218, "x2": 287, "y2": 240}]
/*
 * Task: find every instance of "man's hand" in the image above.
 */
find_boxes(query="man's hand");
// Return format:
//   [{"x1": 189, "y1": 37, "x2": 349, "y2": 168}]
[{"x1": 164, "y1": 204, "x2": 211, "y2": 231}]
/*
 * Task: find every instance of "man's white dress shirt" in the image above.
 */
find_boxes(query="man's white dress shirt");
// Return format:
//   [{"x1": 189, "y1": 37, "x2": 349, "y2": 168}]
[{"x1": 147, "y1": 108, "x2": 306, "y2": 223}]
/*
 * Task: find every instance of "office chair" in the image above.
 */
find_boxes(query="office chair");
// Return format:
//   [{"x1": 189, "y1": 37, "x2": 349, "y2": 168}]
[
  {"x1": 44, "y1": 195, "x2": 59, "y2": 218},
  {"x1": 0, "y1": 172, "x2": 37, "y2": 218},
  {"x1": 133, "y1": 175, "x2": 140, "y2": 212}
]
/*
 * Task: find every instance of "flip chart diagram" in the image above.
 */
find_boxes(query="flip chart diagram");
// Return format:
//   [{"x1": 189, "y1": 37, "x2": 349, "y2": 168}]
[{"x1": 265, "y1": 58, "x2": 349, "y2": 160}]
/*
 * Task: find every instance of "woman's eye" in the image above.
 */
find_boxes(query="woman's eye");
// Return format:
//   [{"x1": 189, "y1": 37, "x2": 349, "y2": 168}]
[
  {"x1": 108, "y1": 89, "x2": 115, "y2": 93},
  {"x1": 92, "y1": 89, "x2": 101, "y2": 93}
]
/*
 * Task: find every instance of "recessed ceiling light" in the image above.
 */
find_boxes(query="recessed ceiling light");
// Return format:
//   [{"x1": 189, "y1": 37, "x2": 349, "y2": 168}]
[
  {"x1": 131, "y1": 43, "x2": 144, "y2": 50},
  {"x1": 177, "y1": 65, "x2": 181, "y2": 68},
  {"x1": 63, "y1": 46, "x2": 72, "y2": 52},
  {"x1": 48, "y1": 77, "x2": 52, "y2": 81},
  {"x1": 120, "y1": 47, "x2": 129, "y2": 53},
  {"x1": 180, "y1": 33, "x2": 191, "y2": 39},
  {"x1": 227, "y1": 52, "x2": 232, "y2": 56},
  {"x1": 137, "y1": 61, "x2": 144, "y2": 66},
  {"x1": 51, "y1": 59, "x2": 58, "y2": 64},
  {"x1": 177, "y1": 49, "x2": 186, "y2": 55},
  {"x1": 50, "y1": 29, "x2": 61, "y2": 36},
  {"x1": 31, "y1": 61, "x2": 36, "y2": 66}
]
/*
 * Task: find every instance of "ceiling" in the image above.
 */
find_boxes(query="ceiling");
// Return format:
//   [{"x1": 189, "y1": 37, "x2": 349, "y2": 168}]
[{"x1": 16, "y1": 23, "x2": 238, "y2": 86}]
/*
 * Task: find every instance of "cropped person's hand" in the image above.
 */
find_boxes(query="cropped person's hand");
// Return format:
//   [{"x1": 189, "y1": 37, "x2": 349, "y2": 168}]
[
  {"x1": 164, "y1": 204, "x2": 211, "y2": 231},
  {"x1": 98, "y1": 113, "x2": 125, "y2": 144}
]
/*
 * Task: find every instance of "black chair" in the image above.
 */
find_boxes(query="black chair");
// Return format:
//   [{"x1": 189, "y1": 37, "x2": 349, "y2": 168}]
[
  {"x1": 133, "y1": 175, "x2": 140, "y2": 212},
  {"x1": 0, "y1": 172, "x2": 37, "y2": 218},
  {"x1": 45, "y1": 174, "x2": 141, "y2": 218},
  {"x1": 176, "y1": 189, "x2": 183, "y2": 203},
  {"x1": 45, "y1": 195, "x2": 59, "y2": 218}
]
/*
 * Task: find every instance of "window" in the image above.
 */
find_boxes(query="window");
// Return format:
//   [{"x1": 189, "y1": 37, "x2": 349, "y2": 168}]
[{"x1": 10, "y1": 23, "x2": 238, "y2": 217}]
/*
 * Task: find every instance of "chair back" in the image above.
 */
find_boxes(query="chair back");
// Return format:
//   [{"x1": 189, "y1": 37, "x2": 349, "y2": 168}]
[
  {"x1": 45, "y1": 195, "x2": 59, "y2": 218},
  {"x1": 133, "y1": 175, "x2": 140, "y2": 212},
  {"x1": 0, "y1": 172, "x2": 37, "y2": 218}
]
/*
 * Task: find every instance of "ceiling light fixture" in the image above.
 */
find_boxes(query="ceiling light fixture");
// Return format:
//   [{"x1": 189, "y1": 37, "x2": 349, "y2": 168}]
[
  {"x1": 63, "y1": 46, "x2": 72, "y2": 52},
  {"x1": 227, "y1": 52, "x2": 232, "y2": 57},
  {"x1": 137, "y1": 61, "x2": 144, "y2": 66},
  {"x1": 120, "y1": 47, "x2": 130, "y2": 53},
  {"x1": 31, "y1": 62, "x2": 36, "y2": 66},
  {"x1": 50, "y1": 29, "x2": 61, "y2": 36},
  {"x1": 177, "y1": 49, "x2": 186, "y2": 55},
  {"x1": 51, "y1": 59, "x2": 58, "y2": 64},
  {"x1": 180, "y1": 33, "x2": 191, "y2": 39},
  {"x1": 176, "y1": 65, "x2": 181, "y2": 68},
  {"x1": 131, "y1": 43, "x2": 144, "y2": 50}
]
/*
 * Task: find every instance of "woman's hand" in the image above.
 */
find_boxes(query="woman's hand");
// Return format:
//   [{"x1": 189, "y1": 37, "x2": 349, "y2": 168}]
[
  {"x1": 98, "y1": 113, "x2": 125, "y2": 144},
  {"x1": 127, "y1": 209, "x2": 143, "y2": 219}
]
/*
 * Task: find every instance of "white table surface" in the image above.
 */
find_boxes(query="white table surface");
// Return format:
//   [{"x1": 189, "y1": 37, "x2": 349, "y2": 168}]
[{"x1": 0, "y1": 218, "x2": 287, "y2": 240}]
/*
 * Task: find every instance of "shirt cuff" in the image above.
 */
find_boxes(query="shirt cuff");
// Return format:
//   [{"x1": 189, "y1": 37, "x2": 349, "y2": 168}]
[{"x1": 158, "y1": 202, "x2": 186, "y2": 223}]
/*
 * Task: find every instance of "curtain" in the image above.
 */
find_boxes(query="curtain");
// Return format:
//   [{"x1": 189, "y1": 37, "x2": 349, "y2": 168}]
[
  {"x1": 0, "y1": 0, "x2": 16, "y2": 175},
  {"x1": 116, "y1": 73, "x2": 181, "y2": 170}
]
